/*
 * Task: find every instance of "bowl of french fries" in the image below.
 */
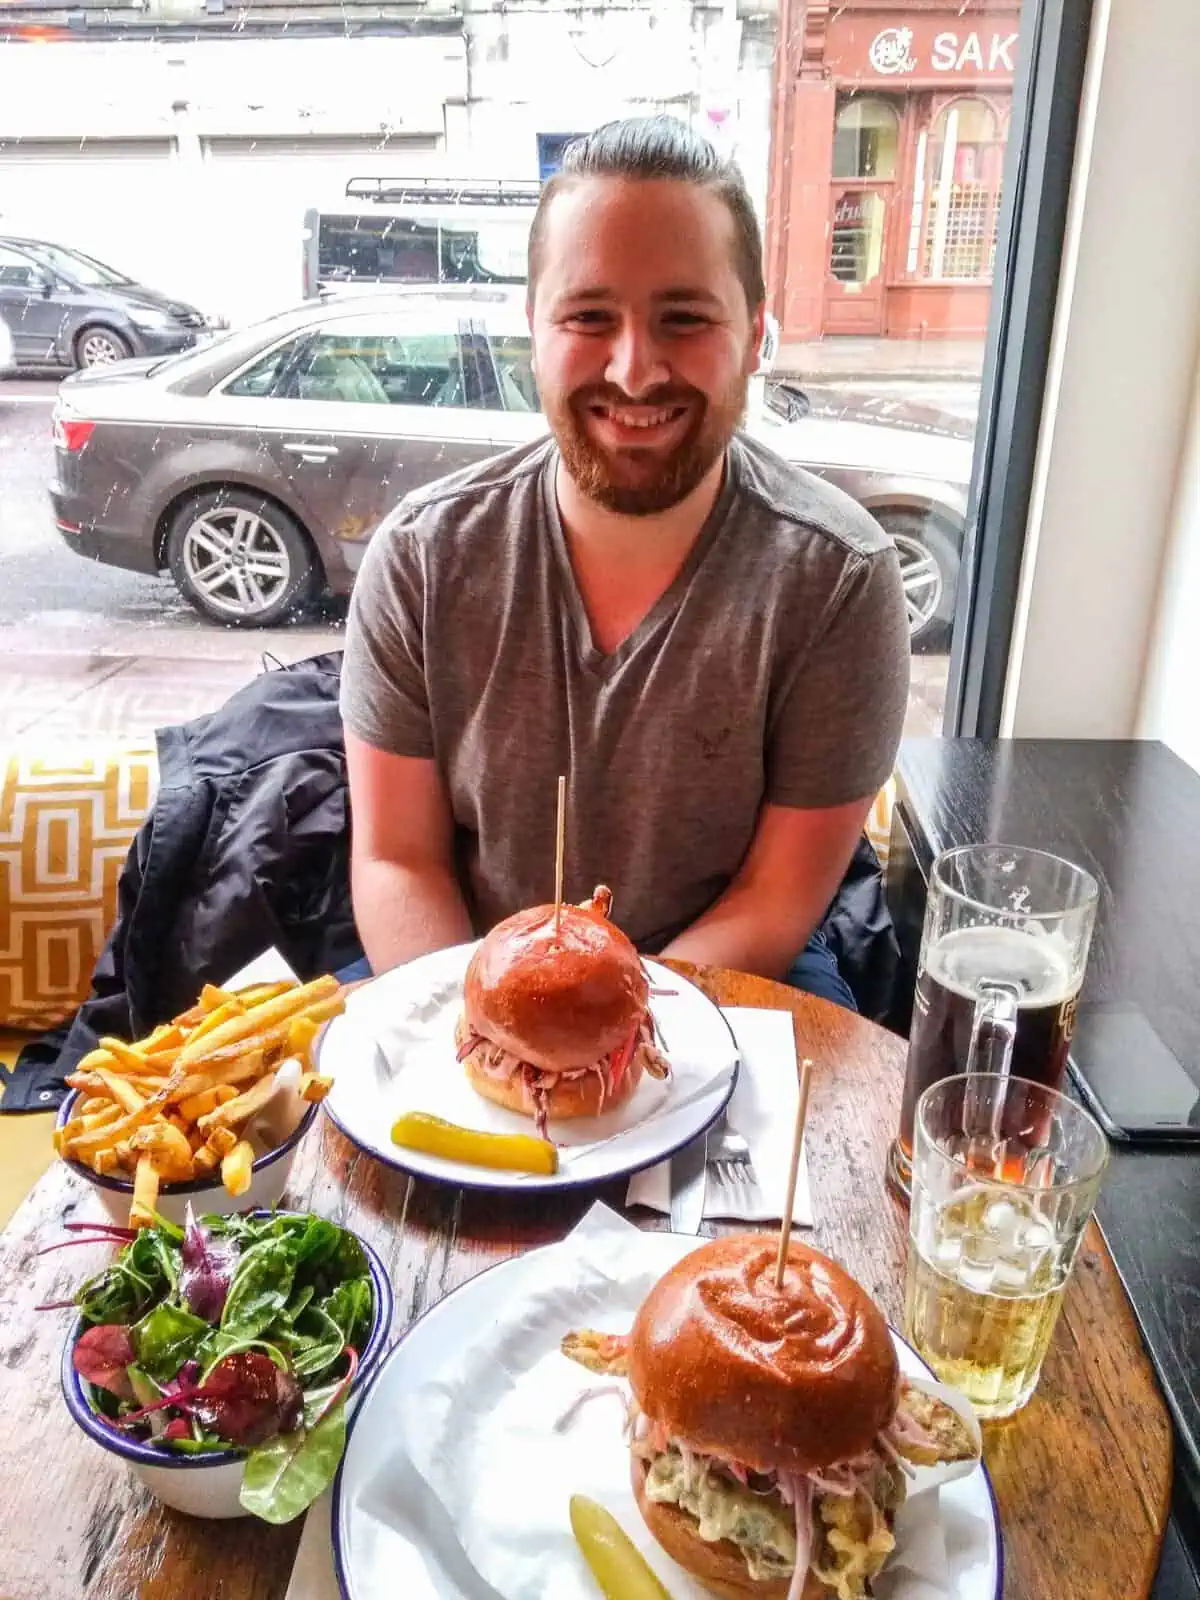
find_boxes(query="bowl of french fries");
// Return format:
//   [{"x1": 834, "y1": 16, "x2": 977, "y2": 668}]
[{"x1": 53, "y1": 976, "x2": 345, "y2": 1228}]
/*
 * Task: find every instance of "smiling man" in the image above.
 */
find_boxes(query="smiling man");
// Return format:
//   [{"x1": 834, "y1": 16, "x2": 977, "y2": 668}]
[{"x1": 339, "y1": 118, "x2": 909, "y2": 1004}]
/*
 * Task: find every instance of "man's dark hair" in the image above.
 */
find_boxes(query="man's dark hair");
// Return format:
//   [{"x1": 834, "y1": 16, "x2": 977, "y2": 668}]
[{"x1": 528, "y1": 116, "x2": 766, "y2": 310}]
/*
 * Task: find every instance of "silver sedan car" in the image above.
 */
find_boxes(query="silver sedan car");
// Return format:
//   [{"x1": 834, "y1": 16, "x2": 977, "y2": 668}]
[{"x1": 49, "y1": 288, "x2": 972, "y2": 645}]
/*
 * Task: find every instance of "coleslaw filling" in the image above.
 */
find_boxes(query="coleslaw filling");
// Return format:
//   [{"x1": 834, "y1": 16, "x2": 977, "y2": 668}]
[{"x1": 629, "y1": 1396, "x2": 937, "y2": 1600}]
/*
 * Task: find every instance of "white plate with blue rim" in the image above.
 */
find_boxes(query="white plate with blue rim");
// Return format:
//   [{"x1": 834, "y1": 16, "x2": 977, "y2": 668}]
[
  {"x1": 318, "y1": 943, "x2": 739, "y2": 1193},
  {"x1": 331, "y1": 1223, "x2": 1002, "y2": 1599}
]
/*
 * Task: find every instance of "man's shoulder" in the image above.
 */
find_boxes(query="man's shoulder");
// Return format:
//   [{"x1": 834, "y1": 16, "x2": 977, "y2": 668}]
[
  {"x1": 387, "y1": 435, "x2": 553, "y2": 537},
  {"x1": 731, "y1": 433, "x2": 894, "y2": 562}
]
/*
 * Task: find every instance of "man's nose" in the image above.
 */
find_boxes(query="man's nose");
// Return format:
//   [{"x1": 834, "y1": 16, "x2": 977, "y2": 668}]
[{"x1": 605, "y1": 320, "x2": 671, "y2": 398}]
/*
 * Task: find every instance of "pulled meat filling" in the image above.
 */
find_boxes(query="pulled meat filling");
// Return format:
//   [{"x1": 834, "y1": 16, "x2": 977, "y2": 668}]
[{"x1": 460, "y1": 1016, "x2": 669, "y2": 1140}]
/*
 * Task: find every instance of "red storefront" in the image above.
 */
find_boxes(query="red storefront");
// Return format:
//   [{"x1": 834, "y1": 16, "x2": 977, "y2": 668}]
[{"x1": 765, "y1": 1, "x2": 1020, "y2": 341}]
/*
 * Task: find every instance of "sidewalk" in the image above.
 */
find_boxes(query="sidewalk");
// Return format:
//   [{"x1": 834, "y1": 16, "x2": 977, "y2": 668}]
[{"x1": 775, "y1": 335, "x2": 985, "y2": 384}]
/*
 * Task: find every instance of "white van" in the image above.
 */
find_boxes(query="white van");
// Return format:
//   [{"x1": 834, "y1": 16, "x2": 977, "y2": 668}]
[{"x1": 301, "y1": 177, "x2": 538, "y2": 300}]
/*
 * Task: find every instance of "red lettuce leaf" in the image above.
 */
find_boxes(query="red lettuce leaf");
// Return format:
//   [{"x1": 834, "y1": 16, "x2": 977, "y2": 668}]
[
  {"x1": 180, "y1": 1207, "x2": 240, "y2": 1325},
  {"x1": 73, "y1": 1325, "x2": 137, "y2": 1397},
  {"x1": 190, "y1": 1351, "x2": 304, "y2": 1447}
]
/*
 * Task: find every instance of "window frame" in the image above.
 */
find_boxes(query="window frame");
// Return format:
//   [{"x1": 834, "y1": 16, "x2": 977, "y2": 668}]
[{"x1": 946, "y1": 0, "x2": 1098, "y2": 738}]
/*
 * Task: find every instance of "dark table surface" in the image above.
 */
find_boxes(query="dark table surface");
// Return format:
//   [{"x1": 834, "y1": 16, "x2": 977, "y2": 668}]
[{"x1": 892, "y1": 736, "x2": 1200, "y2": 1592}]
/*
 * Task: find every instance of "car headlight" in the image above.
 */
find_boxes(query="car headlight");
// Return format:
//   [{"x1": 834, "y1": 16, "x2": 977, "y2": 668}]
[{"x1": 132, "y1": 309, "x2": 176, "y2": 331}]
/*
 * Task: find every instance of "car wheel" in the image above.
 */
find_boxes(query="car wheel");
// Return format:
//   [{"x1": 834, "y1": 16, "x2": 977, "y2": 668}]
[
  {"x1": 74, "y1": 326, "x2": 132, "y2": 369},
  {"x1": 166, "y1": 489, "x2": 318, "y2": 628},
  {"x1": 876, "y1": 508, "x2": 961, "y2": 653}
]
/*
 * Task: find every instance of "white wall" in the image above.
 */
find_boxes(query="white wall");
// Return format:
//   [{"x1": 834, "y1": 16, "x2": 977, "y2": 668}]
[
  {"x1": 1137, "y1": 356, "x2": 1200, "y2": 772},
  {"x1": 1001, "y1": 0, "x2": 1200, "y2": 742}
]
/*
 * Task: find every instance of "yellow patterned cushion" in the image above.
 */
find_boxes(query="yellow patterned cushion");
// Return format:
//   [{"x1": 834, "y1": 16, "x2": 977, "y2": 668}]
[
  {"x1": 865, "y1": 776, "x2": 897, "y2": 871},
  {"x1": 0, "y1": 745, "x2": 158, "y2": 1030}
]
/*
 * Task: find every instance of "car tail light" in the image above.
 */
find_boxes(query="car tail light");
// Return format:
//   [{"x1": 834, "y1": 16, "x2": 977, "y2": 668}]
[{"x1": 53, "y1": 415, "x2": 95, "y2": 453}]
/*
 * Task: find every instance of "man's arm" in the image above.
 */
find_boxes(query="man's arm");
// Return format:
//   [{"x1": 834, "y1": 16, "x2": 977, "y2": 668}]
[
  {"x1": 659, "y1": 796, "x2": 873, "y2": 981},
  {"x1": 345, "y1": 730, "x2": 474, "y2": 974}
]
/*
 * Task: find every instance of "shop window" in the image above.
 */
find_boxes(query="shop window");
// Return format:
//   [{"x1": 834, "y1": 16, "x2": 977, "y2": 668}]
[
  {"x1": 917, "y1": 97, "x2": 1006, "y2": 281},
  {"x1": 832, "y1": 96, "x2": 900, "y2": 181}
]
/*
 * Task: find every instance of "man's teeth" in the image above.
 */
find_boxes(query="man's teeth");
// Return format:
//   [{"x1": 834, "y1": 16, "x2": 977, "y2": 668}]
[{"x1": 599, "y1": 405, "x2": 685, "y2": 429}]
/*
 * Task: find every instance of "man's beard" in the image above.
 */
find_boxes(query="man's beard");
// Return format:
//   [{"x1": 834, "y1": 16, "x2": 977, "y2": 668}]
[{"x1": 545, "y1": 374, "x2": 749, "y2": 516}]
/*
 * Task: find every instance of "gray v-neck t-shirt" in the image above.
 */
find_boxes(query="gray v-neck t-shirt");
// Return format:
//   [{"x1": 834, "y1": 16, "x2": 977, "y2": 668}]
[{"x1": 340, "y1": 432, "x2": 910, "y2": 953}]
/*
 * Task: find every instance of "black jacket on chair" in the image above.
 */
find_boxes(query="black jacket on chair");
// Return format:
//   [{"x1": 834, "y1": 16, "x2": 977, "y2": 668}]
[{"x1": 2, "y1": 651, "x2": 899, "y2": 1111}]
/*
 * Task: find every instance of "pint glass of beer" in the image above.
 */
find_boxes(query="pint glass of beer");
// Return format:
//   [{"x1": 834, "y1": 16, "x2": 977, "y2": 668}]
[
  {"x1": 904, "y1": 1072, "x2": 1109, "y2": 1418},
  {"x1": 887, "y1": 845, "x2": 1098, "y2": 1199}
]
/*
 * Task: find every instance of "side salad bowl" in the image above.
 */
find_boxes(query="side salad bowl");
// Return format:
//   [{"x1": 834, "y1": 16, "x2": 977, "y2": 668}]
[{"x1": 59, "y1": 1209, "x2": 393, "y2": 1520}]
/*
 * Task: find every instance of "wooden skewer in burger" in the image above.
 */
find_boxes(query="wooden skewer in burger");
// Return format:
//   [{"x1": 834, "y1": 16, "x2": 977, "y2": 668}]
[{"x1": 454, "y1": 775, "x2": 670, "y2": 1141}]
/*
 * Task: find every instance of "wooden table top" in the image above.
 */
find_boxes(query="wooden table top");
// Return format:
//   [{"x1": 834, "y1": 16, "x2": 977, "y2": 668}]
[{"x1": 0, "y1": 964, "x2": 1172, "y2": 1600}]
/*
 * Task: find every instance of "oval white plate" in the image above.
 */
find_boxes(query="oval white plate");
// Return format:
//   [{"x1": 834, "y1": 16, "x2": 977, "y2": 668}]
[
  {"x1": 332, "y1": 1231, "x2": 1002, "y2": 1600},
  {"x1": 319, "y1": 946, "x2": 739, "y2": 1193}
]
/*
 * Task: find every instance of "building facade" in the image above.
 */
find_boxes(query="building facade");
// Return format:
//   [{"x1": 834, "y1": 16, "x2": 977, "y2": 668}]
[
  {"x1": 765, "y1": 0, "x2": 1020, "y2": 342},
  {"x1": 0, "y1": 1, "x2": 776, "y2": 328}
]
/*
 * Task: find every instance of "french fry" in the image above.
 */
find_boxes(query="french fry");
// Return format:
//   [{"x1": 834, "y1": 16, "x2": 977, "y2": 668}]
[
  {"x1": 184, "y1": 998, "x2": 247, "y2": 1051},
  {"x1": 192, "y1": 1144, "x2": 219, "y2": 1178},
  {"x1": 98, "y1": 1036, "x2": 151, "y2": 1073},
  {"x1": 200, "y1": 983, "x2": 236, "y2": 1012},
  {"x1": 130, "y1": 1119, "x2": 194, "y2": 1182},
  {"x1": 206, "y1": 1126, "x2": 238, "y2": 1159},
  {"x1": 234, "y1": 980, "x2": 295, "y2": 1008},
  {"x1": 91, "y1": 1148, "x2": 121, "y2": 1177},
  {"x1": 299, "y1": 1073, "x2": 334, "y2": 1103},
  {"x1": 197, "y1": 1071, "x2": 278, "y2": 1134},
  {"x1": 175, "y1": 976, "x2": 340, "y2": 1066},
  {"x1": 221, "y1": 1139, "x2": 254, "y2": 1198},
  {"x1": 167, "y1": 1046, "x2": 268, "y2": 1103},
  {"x1": 287, "y1": 1015, "x2": 322, "y2": 1063},
  {"x1": 177, "y1": 1087, "x2": 220, "y2": 1124},
  {"x1": 64, "y1": 1074, "x2": 182, "y2": 1161},
  {"x1": 74, "y1": 1047, "x2": 122, "y2": 1075},
  {"x1": 144, "y1": 1023, "x2": 186, "y2": 1055},
  {"x1": 93, "y1": 1068, "x2": 146, "y2": 1117},
  {"x1": 213, "y1": 1084, "x2": 240, "y2": 1105},
  {"x1": 130, "y1": 1155, "x2": 160, "y2": 1229}
]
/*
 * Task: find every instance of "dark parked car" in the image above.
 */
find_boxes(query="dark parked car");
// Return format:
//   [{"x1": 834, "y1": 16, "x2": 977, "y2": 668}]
[
  {"x1": 0, "y1": 237, "x2": 208, "y2": 370},
  {"x1": 50, "y1": 287, "x2": 971, "y2": 643}
]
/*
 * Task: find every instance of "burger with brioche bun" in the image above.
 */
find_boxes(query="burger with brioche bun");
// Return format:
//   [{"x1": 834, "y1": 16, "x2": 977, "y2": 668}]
[
  {"x1": 561, "y1": 1234, "x2": 979, "y2": 1600},
  {"x1": 456, "y1": 886, "x2": 669, "y2": 1141}
]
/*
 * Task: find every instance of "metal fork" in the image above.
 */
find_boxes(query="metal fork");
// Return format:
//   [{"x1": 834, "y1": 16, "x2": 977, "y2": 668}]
[{"x1": 708, "y1": 1114, "x2": 753, "y2": 1189}]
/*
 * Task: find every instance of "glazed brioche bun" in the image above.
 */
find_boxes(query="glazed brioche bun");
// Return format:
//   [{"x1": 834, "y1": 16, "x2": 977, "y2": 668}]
[
  {"x1": 628, "y1": 1235, "x2": 899, "y2": 1477},
  {"x1": 630, "y1": 1458, "x2": 829, "y2": 1600},
  {"x1": 455, "y1": 1012, "x2": 648, "y2": 1120},
  {"x1": 462, "y1": 901, "x2": 649, "y2": 1074}
]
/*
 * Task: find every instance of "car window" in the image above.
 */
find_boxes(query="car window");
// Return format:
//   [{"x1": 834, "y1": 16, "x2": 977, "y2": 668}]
[
  {"x1": 439, "y1": 222, "x2": 528, "y2": 285},
  {"x1": 21, "y1": 242, "x2": 130, "y2": 288},
  {"x1": 225, "y1": 337, "x2": 304, "y2": 398},
  {"x1": 488, "y1": 334, "x2": 539, "y2": 412},
  {"x1": 317, "y1": 216, "x2": 440, "y2": 285},
  {"x1": 0, "y1": 245, "x2": 40, "y2": 290},
  {"x1": 289, "y1": 332, "x2": 471, "y2": 407}
]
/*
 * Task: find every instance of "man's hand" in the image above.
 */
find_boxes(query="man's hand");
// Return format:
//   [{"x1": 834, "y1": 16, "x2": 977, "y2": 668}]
[
  {"x1": 345, "y1": 731, "x2": 474, "y2": 973},
  {"x1": 659, "y1": 796, "x2": 873, "y2": 982}
]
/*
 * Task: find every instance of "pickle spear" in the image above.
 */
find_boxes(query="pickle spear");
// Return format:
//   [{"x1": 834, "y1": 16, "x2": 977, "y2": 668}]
[
  {"x1": 570, "y1": 1495, "x2": 673, "y2": 1599},
  {"x1": 390, "y1": 1111, "x2": 558, "y2": 1175}
]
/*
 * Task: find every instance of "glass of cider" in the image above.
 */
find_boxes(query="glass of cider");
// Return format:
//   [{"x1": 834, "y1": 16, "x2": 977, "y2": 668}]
[{"x1": 904, "y1": 1072, "x2": 1109, "y2": 1419}]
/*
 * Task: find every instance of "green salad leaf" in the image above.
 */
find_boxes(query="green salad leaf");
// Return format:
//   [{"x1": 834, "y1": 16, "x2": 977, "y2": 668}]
[
  {"x1": 238, "y1": 1397, "x2": 348, "y2": 1524},
  {"x1": 135, "y1": 1302, "x2": 210, "y2": 1384},
  {"x1": 220, "y1": 1239, "x2": 297, "y2": 1342}
]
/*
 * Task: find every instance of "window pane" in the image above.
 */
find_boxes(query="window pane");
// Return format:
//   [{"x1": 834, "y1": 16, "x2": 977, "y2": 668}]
[
  {"x1": 832, "y1": 96, "x2": 900, "y2": 180},
  {"x1": 317, "y1": 216, "x2": 440, "y2": 285},
  {"x1": 225, "y1": 339, "x2": 298, "y2": 398},
  {"x1": 439, "y1": 223, "x2": 528, "y2": 284},
  {"x1": 488, "y1": 334, "x2": 539, "y2": 412},
  {"x1": 292, "y1": 332, "x2": 467, "y2": 407}
]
